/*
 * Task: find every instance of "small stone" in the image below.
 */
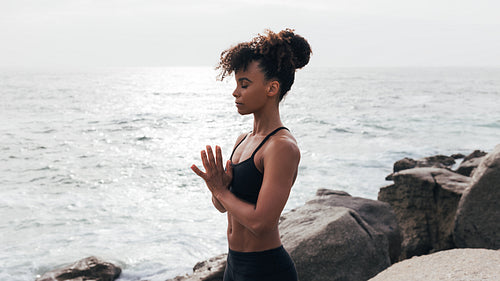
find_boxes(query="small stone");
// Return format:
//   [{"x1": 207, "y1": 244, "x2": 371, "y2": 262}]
[{"x1": 36, "y1": 256, "x2": 121, "y2": 281}]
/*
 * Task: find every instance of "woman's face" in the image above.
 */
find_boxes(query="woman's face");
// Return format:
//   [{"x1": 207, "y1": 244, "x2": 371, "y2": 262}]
[{"x1": 233, "y1": 61, "x2": 272, "y2": 115}]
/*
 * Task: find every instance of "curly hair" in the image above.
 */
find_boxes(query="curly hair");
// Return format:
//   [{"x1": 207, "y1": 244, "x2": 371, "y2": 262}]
[{"x1": 216, "y1": 29, "x2": 312, "y2": 101}]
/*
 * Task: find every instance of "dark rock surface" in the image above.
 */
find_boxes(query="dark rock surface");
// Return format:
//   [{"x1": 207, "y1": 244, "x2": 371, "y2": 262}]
[
  {"x1": 454, "y1": 144, "x2": 500, "y2": 249},
  {"x1": 36, "y1": 256, "x2": 121, "y2": 281},
  {"x1": 392, "y1": 157, "x2": 418, "y2": 173},
  {"x1": 451, "y1": 153, "x2": 466, "y2": 159},
  {"x1": 378, "y1": 167, "x2": 471, "y2": 260},
  {"x1": 386, "y1": 154, "x2": 456, "y2": 180},
  {"x1": 463, "y1": 150, "x2": 488, "y2": 162},
  {"x1": 455, "y1": 150, "x2": 488, "y2": 177},
  {"x1": 394, "y1": 155, "x2": 455, "y2": 172}
]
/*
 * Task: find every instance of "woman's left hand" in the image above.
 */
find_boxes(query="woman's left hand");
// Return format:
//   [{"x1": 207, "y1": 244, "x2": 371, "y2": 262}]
[{"x1": 191, "y1": 145, "x2": 233, "y2": 197}]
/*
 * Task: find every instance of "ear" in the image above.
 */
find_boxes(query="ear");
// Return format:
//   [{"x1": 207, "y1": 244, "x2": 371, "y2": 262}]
[{"x1": 267, "y1": 80, "x2": 280, "y2": 98}]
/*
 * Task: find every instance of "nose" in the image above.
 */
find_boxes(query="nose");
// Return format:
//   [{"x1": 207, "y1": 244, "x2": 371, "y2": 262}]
[{"x1": 232, "y1": 87, "x2": 240, "y2": 98}]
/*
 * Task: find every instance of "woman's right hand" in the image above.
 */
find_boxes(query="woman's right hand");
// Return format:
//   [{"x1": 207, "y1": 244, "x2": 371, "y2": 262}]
[{"x1": 191, "y1": 145, "x2": 233, "y2": 198}]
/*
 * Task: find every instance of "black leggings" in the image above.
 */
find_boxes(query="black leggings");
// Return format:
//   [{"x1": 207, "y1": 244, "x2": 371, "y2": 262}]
[{"x1": 223, "y1": 245, "x2": 298, "y2": 281}]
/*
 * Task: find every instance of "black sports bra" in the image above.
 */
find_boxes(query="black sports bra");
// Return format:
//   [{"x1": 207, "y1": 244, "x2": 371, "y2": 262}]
[{"x1": 229, "y1": 127, "x2": 289, "y2": 204}]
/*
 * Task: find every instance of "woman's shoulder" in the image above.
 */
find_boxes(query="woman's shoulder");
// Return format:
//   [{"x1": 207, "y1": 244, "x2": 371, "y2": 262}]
[{"x1": 266, "y1": 130, "x2": 300, "y2": 159}]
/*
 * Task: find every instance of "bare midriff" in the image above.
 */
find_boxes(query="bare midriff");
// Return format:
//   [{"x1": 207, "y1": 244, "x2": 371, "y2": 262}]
[{"x1": 227, "y1": 213, "x2": 282, "y2": 252}]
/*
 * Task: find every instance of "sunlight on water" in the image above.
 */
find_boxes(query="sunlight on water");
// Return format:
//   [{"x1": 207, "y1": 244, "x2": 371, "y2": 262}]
[{"x1": 0, "y1": 67, "x2": 499, "y2": 280}]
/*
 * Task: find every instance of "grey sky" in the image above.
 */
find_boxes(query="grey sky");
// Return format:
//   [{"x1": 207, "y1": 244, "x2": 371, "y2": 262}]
[{"x1": 1, "y1": 0, "x2": 499, "y2": 68}]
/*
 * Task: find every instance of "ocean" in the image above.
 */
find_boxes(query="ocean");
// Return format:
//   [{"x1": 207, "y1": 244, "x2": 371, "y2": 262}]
[{"x1": 1, "y1": 66, "x2": 499, "y2": 280}]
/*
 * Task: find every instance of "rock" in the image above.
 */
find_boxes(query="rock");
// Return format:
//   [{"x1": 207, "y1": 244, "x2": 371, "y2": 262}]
[
  {"x1": 463, "y1": 150, "x2": 488, "y2": 162},
  {"x1": 36, "y1": 256, "x2": 121, "y2": 281},
  {"x1": 378, "y1": 167, "x2": 471, "y2": 260},
  {"x1": 422, "y1": 155, "x2": 456, "y2": 167},
  {"x1": 167, "y1": 254, "x2": 227, "y2": 281},
  {"x1": 394, "y1": 155, "x2": 456, "y2": 172},
  {"x1": 451, "y1": 153, "x2": 466, "y2": 159},
  {"x1": 454, "y1": 144, "x2": 500, "y2": 249},
  {"x1": 309, "y1": 189, "x2": 401, "y2": 264},
  {"x1": 393, "y1": 157, "x2": 417, "y2": 173},
  {"x1": 368, "y1": 248, "x2": 500, "y2": 281},
  {"x1": 315, "y1": 188, "x2": 351, "y2": 197},
  {"x1": 455, "y1": 150, "x2": 488, "y2": 177},
  {"x1": 386, "y1": 155, "x2": 456, "y2": 180},
  {"x1": 280, "y1": 203, "x2": 391, "y2": 281}
]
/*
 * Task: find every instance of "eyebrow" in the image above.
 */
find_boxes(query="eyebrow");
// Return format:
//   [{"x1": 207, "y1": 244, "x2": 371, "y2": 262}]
[{"x1": 238, "y1": 77, "x2": 252, "y2": 83}]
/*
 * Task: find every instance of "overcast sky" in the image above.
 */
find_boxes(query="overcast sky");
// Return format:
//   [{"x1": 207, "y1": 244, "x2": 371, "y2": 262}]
[{"x1": 1, "y1": 0, "x2": 499, "y2": 68}]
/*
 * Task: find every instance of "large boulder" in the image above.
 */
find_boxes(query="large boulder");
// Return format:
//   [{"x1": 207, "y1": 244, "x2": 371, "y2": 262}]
[
  {"x1": 368, "y1": 248, "x2": 500, "y2": 281},
  {"x1": 308, "y1": 189, "x2": 401, "y2": 263},
  {"x1": 36, "y1": 256, "x2": 121, "y2": 281},
  {"x1": 280, "y1": 202, "x2": 391, "y2": 281},
  {"x1": 378, "y1": 167, "x2": 471, "y2": 260},
  {"x1": 454, "y1": 144, "x2": 500, "y2": 249}
]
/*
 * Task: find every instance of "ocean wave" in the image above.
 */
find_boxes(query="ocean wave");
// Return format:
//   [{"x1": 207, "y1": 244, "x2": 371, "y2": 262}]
[{"x1": 479, "y1": 122, "x2": 500, "y2": 128}]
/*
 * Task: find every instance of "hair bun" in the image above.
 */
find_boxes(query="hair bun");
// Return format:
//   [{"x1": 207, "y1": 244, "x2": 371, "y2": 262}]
[
  {"x1": 217, "y1": 28, "x2": 312, "y2": 100},
  {"x1": 279, "y1": 29, "x2": 312, "y2": 69}
]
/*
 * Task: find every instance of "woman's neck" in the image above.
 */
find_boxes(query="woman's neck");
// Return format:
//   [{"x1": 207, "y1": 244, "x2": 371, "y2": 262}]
[{"x1": 252, "y1": 105, "x2": 283, "y2": 136}]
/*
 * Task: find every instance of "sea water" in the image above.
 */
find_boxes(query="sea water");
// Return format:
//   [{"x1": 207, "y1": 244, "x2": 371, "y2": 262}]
[{"x1": 1, "y1": 67, "x2": 499, "y2": 280}]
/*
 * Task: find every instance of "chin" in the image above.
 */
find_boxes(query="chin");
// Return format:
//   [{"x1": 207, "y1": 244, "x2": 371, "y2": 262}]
[
  {"x1": 236, "y1": 107, "x2": 251, "y2": 115},
  {"x1": 237, "y1": 110, "x2": 251, "y2": 116}
]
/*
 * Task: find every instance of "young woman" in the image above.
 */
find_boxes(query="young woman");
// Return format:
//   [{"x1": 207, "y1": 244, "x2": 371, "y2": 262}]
[{"x1": 191, "y1": 29, "x2": 311, "y2": 281}]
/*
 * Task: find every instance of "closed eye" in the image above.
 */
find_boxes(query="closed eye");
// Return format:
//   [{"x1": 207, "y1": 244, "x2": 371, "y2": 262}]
[{"x1": 238, "y1": 77, "x2": 252, "y2": 89}]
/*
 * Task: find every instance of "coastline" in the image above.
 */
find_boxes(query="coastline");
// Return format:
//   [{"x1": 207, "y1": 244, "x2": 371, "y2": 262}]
[{"x1": 35, "y1": 144, "x2": 500, "y2": 281}]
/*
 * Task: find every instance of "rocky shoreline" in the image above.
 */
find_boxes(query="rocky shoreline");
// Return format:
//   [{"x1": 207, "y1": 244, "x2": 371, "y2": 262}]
[{"x1": 36, "y1": 144, "x2": 500, "y2": 281}]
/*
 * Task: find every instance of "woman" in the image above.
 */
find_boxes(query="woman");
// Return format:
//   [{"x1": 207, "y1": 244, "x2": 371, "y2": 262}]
[{"x1": 191, "y1": 29, "x2": 311, "y2": 281}]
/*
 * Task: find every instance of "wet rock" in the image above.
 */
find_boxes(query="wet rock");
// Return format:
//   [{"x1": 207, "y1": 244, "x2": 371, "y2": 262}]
[
  {"x1": 386, "y1": 155, "x2": 456, "y2": 180},
  {"x1": 422, "y1": 155, "x2": 456, "y2": 167},
  {"x1": 451, "y1": 153, "x2": 466, "y2": 159},
  {"x1": 454, "y1": 144, "x2": 500, "y2": 249},
  {"x1": 455, "y1": 150, "x2": 488, "y2": 177},
  {"x1": 36, "y1": 256, "x2": 121, "y2": 281},
  {"x1": 463, "y1": 150, "x2": 488, "y2": 162},
  {"x1": 394, "y1": 155, "x2": 456, "y2": 172},
  {"x1": 379, "y1": 167, "x2": 471, "y2": 260},
  {"x1": 393, "y1": 157, "x2": 418, "y2": 173}
]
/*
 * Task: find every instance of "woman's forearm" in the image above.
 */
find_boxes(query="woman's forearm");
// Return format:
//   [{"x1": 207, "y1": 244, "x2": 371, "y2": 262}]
[
  {"x1": 212, "y1": 195, "x2": 226, "y2": 213},
  {"x1": 215, "y1": 189, "x2": 273, "y2": 237}
]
